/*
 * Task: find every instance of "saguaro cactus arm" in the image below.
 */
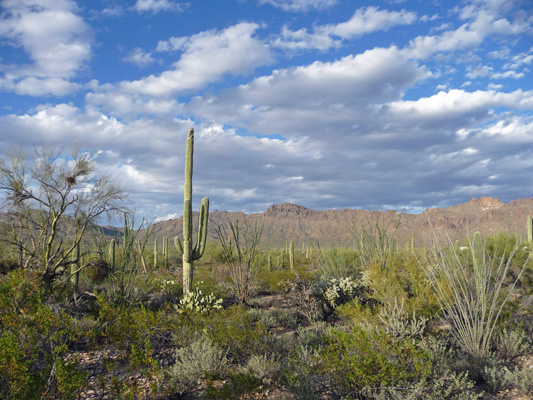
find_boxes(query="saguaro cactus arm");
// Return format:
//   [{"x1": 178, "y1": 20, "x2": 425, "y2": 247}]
[
  {"x1": 174, "y1": 236, "x2": 183, "y2": 254},
  {"x1": 193, "y1": 197, "x2": 209, "y2": 260}
]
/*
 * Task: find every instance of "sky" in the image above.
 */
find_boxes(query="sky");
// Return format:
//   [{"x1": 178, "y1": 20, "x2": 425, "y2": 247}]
[{"x1": 0, "y1": 0, "x2": 532, "y2": 223}]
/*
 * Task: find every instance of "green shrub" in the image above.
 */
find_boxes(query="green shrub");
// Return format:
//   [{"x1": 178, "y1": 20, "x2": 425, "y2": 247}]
[
  {"x1": 0, "y1": 270, "x2": 86, "y2": 399},
  {"x1": 246, "y1": 354, "x2": 282, "y2": 385},
  {"x1": 377, "y1": 298, "x2": 428, "y2": 342},
  {"x1": 205, "y1": 372, "x2": 263, "y2": 399},
  {"x1": 281, "y1": 278, "x2": 324, "y2": 322},
  {"x1": 370, "y1": 369, "x2": 480, "y2": 400},
  {"x1": 318, "y1": 327, "x2": 432, "y2": 398},
  {"x1": 312, "y1": 245, "x2": 358, "y2": 279},
  {"x1": 167, "y1": 335, "x2": 230, "y2": 395},
  {"x1": 492, "y1": 327, "x2": 531, "y2": 360},
  {"x1": 257, "y1": 268, "x2": 297, "y2": 293},
  {"x1": 93, "y1": 296, "x2": 171, "y2": 351},
  {"x1": 364, "y1": 251, "x2": 438, "y2": 318}
]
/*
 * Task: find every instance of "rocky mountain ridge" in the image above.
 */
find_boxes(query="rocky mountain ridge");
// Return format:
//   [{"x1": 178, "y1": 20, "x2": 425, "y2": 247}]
[{"x1": 134, "y1": 197, "x2": 533, "y2": 249}]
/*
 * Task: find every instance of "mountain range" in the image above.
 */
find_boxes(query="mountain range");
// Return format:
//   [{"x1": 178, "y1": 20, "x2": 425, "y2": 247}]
[{"x1": 125, "y1": 197, "x2": 533, "y2": 249}]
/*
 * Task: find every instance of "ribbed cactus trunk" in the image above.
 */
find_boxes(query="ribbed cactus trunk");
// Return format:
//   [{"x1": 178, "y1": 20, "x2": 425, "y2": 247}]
[
  {"x1": 289, "y1": 240, "x2": 294, "y2": 273},
  {"x1": 154, "y1": 239, "x2": 158, "y2": 268},
  {"x1": 109, "y1": 239, "x2": 115, "y2": 270},
  {"x1": 178, "y1": 128, "x2": 209, "y2": 294},
  {"x1": 527, "y1": 215, "x2": 533, "y2": 248}
]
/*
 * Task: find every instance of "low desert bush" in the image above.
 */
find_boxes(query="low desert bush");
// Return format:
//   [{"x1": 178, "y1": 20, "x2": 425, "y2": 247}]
[
  {"x1": 483, "y1": 362, "x2": 533, "y2": 394},
  {"x1": 377, "y1": 298, "x2": 428, "y2": 342},
  {"x1": 318, "y1": 327, "x2": 432, "y2": 398},
  {"x1": 369, "y1": 369, "x2": 480, "y2": 400},
  {"x1": 167, "y1": 335, "x2": 230, "y2": 395},
  {"x1": 0, "y1": 270, "x2": 87, "y2": 399},
  {"x1": 492, "y1": 327, "x2": 530, "y2": 360},
  {"x1": 205, "y1": 371, "x2": 263, "y2": 399},
  {"x1": 281, "y1": 278, "x2": 324, "y2": 322},
  {"x1": 282, "y1": 345, "x2": 325, "y2": 400},
  {"x1": 246, "y1": 353, "x2": 283, "y2": 385}
]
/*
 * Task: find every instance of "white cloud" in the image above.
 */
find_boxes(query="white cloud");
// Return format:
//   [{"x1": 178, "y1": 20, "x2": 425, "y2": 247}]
[
  {"x1": 273, "y1": 6, "x2": 417, "y2": 51},
  {"x1": 404, "y1": 7, "x2": 527, "y2": 59},
  {"x1": 387, "y1": 89, "x2": 533, "y2": 116},
  {"x1": 187, "y1": 46, "x2": 430, "y2": 135},
  {"x1": 478, "y1": 116, "x2": 533, "y2": 142},
  {"x1": 121, "y1": 23, "x2": 272, "y2": 96},
  {"x1": 0, "y1": 76, "x2": 80, "y2": 96},
  {"x1": 466, "y1": 64, "x2": 493, "y2": 78},
  {"x1": 134, "y1": 0, "x2": 187, "y2": 13},
  {"x1": 123, "y1": 48, "x2": 156, "y2": 67},
  {"x1": 492, "y1": 70, "x2": 525, "y2": 79},
  {"x1": 271, "y1": 26, "x2": 341, "y2": 51},
  {"x1": 258, "y1": 0, "x2": 336, "y2": 12},
  {"x1": 486, "y1": 82, "x2": 503, "y2": 90},
  {"x1": 0, "y1": 0, "x2": 92, "y2": 96},
  {"x1": 319, "y1": 6, "x2": 417, "y2": 39}
]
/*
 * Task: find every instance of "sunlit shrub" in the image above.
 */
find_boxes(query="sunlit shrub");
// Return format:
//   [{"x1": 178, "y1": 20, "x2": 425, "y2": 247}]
[
  {"x1": 0, "y1": 270, "x2": 86, "y2": 399},
  {"x1": 318, "y1": 327, "x2": 432, "y2": 398}
]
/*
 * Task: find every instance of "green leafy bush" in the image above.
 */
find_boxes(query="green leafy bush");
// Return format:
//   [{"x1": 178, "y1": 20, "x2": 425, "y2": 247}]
[
  {"x1": 318, "y1": 327, "x2": 432, "y2": 398},
  {"x1": 0, "y1": 270, "x2": 86, "y2": 399}
]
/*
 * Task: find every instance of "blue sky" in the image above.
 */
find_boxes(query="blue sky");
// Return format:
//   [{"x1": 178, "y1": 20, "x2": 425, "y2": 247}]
[{"x1": 0, "y1": 0, "x2": 532, "y2": 223}]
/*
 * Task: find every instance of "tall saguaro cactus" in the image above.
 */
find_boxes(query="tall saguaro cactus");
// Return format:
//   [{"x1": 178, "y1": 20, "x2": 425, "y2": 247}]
[{"x1": 175, "y1": 128, "x2": 209, "y2": 294}]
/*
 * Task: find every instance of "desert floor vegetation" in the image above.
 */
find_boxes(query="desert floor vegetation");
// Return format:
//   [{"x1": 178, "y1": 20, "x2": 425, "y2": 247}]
[{"x1": 1, "y1": 217, "x2": 533, "y2": 399}]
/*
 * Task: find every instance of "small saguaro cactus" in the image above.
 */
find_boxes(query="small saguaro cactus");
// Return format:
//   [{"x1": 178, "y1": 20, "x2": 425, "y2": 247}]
[
  {"x1": 109, "y1": 239, "x2": 115, "y2": 270},
  {"x1": 289, "y1": 240, "x2": 295, "y2": 273},
  {"x1": 154, "y1": 239, "x2": 158, "y2": 268},
  {"x1": 527, "y1": 215, "x2": 533, "y2": 248},
  {"x1": 164, "y1": 236, "x2": 169, "y2": 270},
  {"x1": 175, "y1": 128, "x2": 209, "y2": 294}
]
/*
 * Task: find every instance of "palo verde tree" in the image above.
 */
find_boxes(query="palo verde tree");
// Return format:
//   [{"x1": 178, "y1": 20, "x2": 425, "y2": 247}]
[{"x1": 0, "y1": 144, "x2": 127, "y2": 297}]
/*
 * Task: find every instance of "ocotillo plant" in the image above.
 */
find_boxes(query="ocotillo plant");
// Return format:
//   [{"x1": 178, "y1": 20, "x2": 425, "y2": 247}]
[{"x1": 175, "y1": 128, "x2": 209, "y2": 294}]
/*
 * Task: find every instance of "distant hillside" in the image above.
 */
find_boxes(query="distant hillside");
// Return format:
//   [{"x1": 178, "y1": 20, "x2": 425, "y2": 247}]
[{"x1": 145, "y1": 197, "x2": 533, "y2": 249}]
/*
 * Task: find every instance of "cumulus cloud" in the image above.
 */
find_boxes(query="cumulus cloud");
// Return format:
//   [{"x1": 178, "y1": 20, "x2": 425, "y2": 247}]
[
  {"x1": 134, "y1": 0, "x2": 188, "y2": 13},
  {"x1": 273, "y1": 6, "x2": 417, "y2": 51},
  {"x1": 0, "y1": 0, "x2": 92, "y2": 96},
  {"x1": 121, "y1": 23, "x2": 272, "y2": 96},
  {"x1": 404, "y1": 7, "x2": 528, "y2": 59},
  {"x1": 187, "y1": 46, "x2": 431, "y2": 135},
  {"x1": 258, "y1": 0, "x2": 337, "y2": 12},
  {"x1": 123, "y1": 48, "x2": 156, "y2": 67}
]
